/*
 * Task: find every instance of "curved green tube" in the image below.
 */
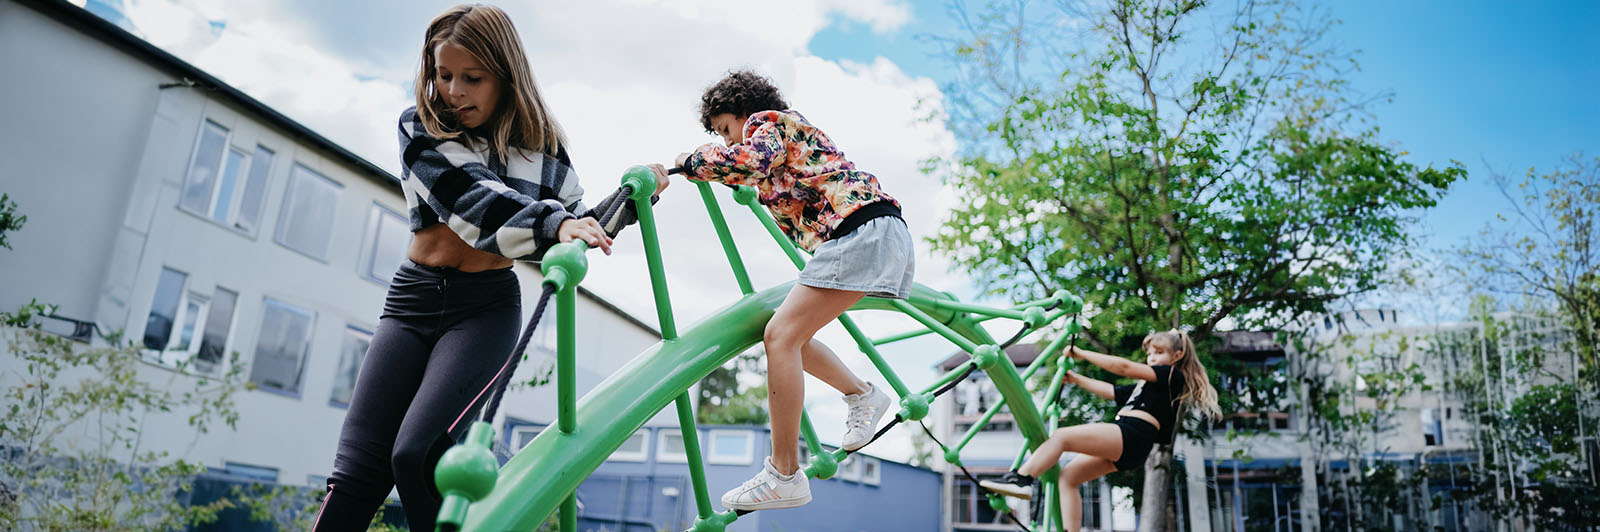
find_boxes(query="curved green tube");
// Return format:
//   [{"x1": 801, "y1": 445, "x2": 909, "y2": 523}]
[{"x1": 459, "y1": 282, "x2": 986, "y2": 531}]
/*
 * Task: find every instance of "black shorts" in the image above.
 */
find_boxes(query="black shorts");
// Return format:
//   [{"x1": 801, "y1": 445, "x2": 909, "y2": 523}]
[{"x1": 1112, "y1": 417, "x2": 1158, "y2": 471}]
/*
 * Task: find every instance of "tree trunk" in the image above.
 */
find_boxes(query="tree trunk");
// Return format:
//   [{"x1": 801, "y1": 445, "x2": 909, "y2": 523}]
[{"x1": 1138, "y1": 444, "x2": 1175, "y2": 532}]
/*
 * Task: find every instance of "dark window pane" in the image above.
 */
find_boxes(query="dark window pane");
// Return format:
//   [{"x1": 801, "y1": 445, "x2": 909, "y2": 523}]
[{"x1": 143, "y1": 268, "x2": 187, "y2": 350}]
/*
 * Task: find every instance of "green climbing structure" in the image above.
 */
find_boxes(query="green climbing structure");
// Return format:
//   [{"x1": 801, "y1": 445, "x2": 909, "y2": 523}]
[{"x1": 433, "y1": 166, "x2": 1087, "y2": 532}]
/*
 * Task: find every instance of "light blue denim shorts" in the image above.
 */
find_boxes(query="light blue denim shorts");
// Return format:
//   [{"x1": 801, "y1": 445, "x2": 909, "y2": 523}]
[{"x1": 798, "y1": 216, "x2": 916, "y2": 299}]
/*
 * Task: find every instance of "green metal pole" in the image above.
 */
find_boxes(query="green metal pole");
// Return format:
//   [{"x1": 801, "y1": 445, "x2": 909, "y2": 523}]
[
  {"x1": 836, "y1": 314, "x2": 911, "y2": 399},
  {"x1": 905, "y1": 294, "x2": 1030, "y2": 321},
  {"x1": 887, "y1": 300, "x2": 981, "y2": 354},
  {"x1": 695, "y1": 181, "x2": 754, "y2": 295},
  {"x1": 871, "y1": 326, "x2": 941, "y2": 346},
  {"x1": 740, "y1": 193, "x2": 807, "y2": 270},
  {"x1": 674, "y1": 393, "x2": 715, "y2": 519},
  {"x1": 799, "y1": 412, "x2": 837, "y2": 479},
  {"x1": 559, "y1": 495, "x2": 576, "y2": 532},
  {"x1": 559, "y1": 284, "x2": 576, "y2": 433}
]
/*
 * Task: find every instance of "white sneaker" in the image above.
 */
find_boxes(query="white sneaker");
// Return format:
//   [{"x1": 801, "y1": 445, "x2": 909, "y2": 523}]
[
  {"x1": 840, "y1": 383, "x2": 893, "y2": 451},
  {"x1": 720, "y1": 457, "x2": 812, "y2": 511}
]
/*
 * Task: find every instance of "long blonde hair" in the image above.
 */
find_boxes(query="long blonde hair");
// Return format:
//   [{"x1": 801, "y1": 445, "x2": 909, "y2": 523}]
[
  {"x1": 1143, "y1": 330, "x2": 1222, "y2": 422},
  {"x1": 413, "y1": 4, "x2": 566, "y2": 161}
]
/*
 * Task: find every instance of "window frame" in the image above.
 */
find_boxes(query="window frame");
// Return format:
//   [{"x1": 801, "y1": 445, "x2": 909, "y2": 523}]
[
  {"x1": 248, "y1": 296, "x2": 318, "y2": 397},
  {"x1": 328, "y1": 324, "x2": 374, "y2": 408},
  {"x1": 860, "y1": 456, "x2": 881, "y2": 486},
  {"x1": 177, "y1": 119, "x2": 275, "y2": 238},
  {"x1": 273, "y1": 163, "x2": 343, "y2": 263},
  {"x1": 608, "y1": 430, "x2": 651, "y2": 462},
  {"x1": 706, "y1": 429, "x2": 754, "y2": 466},
  {"x1": 656, "y1": 429, "x2": 689, "y2": 463},
  {"x1": 358, "y1": 202, "x2": 410, "y2": 286}
]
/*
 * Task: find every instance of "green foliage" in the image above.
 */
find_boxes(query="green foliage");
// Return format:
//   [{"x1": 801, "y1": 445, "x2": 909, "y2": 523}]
[
  {"x1": 0, "y1": 193, "x2": 25, "y2": 250},
  {"x1": 697, "y1": 350, "x2": 769, "y2": 425},
  {"x1": 0, "y1": 301, "x2": 250, "y2": 531}
]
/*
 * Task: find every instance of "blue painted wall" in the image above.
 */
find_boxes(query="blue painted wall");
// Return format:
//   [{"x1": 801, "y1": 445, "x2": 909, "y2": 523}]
[{"x1": 523, "y1": 422, "x2": 941, "y2": 532}]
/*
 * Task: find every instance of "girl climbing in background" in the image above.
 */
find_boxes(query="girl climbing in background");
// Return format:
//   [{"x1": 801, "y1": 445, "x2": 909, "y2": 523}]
[
  {"x1": 980, "y1": 330, "x2": 1222, "y2": 532},
  {"x1": 313, "y1": 5, "x2": 668, "y2": 531},
  {"x1": 670, "y1": 69, "x2": 913, "y2": 511}
]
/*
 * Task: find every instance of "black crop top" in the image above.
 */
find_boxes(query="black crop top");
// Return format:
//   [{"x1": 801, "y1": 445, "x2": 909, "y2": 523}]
[{"x1": 1113, "y1": 365, "x2": 1186, "y2": 444}]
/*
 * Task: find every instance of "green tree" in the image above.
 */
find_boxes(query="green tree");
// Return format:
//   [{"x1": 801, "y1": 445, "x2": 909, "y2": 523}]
[
  {"x1": 929, "y1": 0, "x2": 1462, "y2": 527},
  {"x1": 1457, "y1": 154, "x2": 1598, "y2": 486},
  {"x1": 0, "y1": 194, "x2": 24, "y2": 250},
  {"x1": 697, "y1": 349, "x2": 769, "y2": 425},
  {"x1": 0, "y1": 302, "x2": 245, "y2": 531}
]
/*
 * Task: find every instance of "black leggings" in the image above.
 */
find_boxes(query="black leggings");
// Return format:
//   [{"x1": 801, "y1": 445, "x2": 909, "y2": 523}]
[{"x1": 313, "y1": 260, "x2": 521, "y2": 531}]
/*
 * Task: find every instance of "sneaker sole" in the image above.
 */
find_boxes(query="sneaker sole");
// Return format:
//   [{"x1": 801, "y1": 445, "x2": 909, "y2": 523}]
[
  {"x1": 722, "y1": 493, "x2": 813, "y2": 511},
  {"x1": 979, "y1": 481, "x2": 1033, "y2": 500}
]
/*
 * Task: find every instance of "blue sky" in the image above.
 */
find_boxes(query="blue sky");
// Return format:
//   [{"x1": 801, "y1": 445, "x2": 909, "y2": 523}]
[{"x1": 811, "y1": 0, "x2": 1599, "y2": 253}]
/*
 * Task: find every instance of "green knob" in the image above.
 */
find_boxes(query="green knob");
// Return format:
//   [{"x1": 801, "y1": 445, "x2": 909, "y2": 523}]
[
  {"x1": 731, "y1": 185, "x2": 758, "y2": 205},
  {"x1": 540, "y1": 241, "x2": 589, "y2": 291},
  {"x1": 806, "y1": 451, "x2": 838, "y2": 480},
  {"x1": 971, "y1": 345, "x2": 1002, "y2": 370},
  {"x1": 1022, "y1": 306, "x2": 1047, "y2": 328},
  {"x1": 433, "y1": 422, "x2": 499, "y2": 530},
  {"x1": 620, "y1": 165, "x2": 657, "y2": 202},
  {"x1": 1060, "y1": 292, "x2": 1083, "y2": 314},
  {"x1": 899, "y1": 393, "x2": 930, "y2": 421},
  {"x1": 944, "y1": 449, "x2": 963, "y2": 465},
  {"x1": 987, "y1": 493, "x2": 1011, "y2": 512}
]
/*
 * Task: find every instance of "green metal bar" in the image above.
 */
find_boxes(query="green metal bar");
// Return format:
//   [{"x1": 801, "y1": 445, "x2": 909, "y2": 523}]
[
  {"x1": 799, "y1": 411, "x2": 838, "y2": 479},
  {"x1": 954, "y1": 395, "x2": 1011, "y2": 452},
  {"x1": 871, "y1": 326, "x2": 941, "y2": 346},
  {"x1": 674, "y1": 393, "x2": 714, "y2": 519},
  {"x1": 695, "y1": 182, "x2": 755, "y2": 295},
  {"x1": 887, "y1": 300, "x2": 980, "y2": 354},
  {"x1": 558, "y1": 284, "x2": 576, "y2": 433},
  {"x1": 744, "y1": 199, "x2": 807, "y2": 270},
  {"x1": 559, "y1": 495, "x2": 576, "y2": 532},
  {"x1": 906, "y1": 294, "x2": 1029, "y2": 321},
  {"x1": 634, "y1": 193, "x2": 678, "y2": 339},
  {"x1": 835, "y1": 314, "x2": 911, "y2": 398}
]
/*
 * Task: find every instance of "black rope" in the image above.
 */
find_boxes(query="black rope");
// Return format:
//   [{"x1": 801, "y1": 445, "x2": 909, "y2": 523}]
[
  {"x1": 999, "y1": 324, "x2": 1031, "y2": 349},
  {"x1": 480, "y1": 284, "x2": 558, "y2": 425},
  {"x1": 598, "y1": 184, "x2": 634, "y2": 229}
]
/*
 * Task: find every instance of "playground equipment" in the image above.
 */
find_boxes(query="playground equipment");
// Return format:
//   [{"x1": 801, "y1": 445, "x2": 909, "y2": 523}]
[{"x1": 432, "y1": 166, "x2": 1089, "y2": 532}]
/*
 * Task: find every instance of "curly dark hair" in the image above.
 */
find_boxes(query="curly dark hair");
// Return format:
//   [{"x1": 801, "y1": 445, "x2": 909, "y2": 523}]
[{"x1": 698, "y1": 69, "x2": 789, "y2": 134}]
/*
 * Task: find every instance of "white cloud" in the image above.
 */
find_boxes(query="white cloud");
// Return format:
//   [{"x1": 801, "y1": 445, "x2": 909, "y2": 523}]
[{"x1": 117, "y1": 0, "x2": 982, "y2": 464}]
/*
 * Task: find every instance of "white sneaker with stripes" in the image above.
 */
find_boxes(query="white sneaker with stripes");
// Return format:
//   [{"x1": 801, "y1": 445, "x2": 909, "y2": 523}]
[
  {"x1": 840, "y1": 383, "x2": 893, "y2": 451},
  {"x1": 720, "y1": 457, "x2": 812, "y2": 511}
]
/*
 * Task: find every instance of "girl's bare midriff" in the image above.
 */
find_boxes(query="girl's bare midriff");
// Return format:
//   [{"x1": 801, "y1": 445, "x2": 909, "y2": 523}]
[
  {"x1": 1116, "y1": 407, "x2": 1160, "y2": 430},
  {"x1": 407, "y1": 224, "x2": 514, "y2": 272}
]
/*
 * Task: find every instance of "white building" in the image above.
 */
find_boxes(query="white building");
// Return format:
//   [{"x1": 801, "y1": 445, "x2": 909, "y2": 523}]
[{"x1": 0, "y1": 0, "x2": 662, "y2": 518}]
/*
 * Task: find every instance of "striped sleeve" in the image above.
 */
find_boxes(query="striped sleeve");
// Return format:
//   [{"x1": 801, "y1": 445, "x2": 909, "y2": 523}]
[{"x1": 398, "y1": 108, "x2": 574, "y2": 260}]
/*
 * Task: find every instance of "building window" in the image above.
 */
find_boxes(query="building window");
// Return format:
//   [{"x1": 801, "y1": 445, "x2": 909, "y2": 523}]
[
  {"x1": 861, "y1": 457, "x2": 881, "y2": 486},
  {"x1": 329, "y1": 325, "x2": 372, "y2": 407},
  {"x1": 513, "y1": 425, "x2": 545, "y2": 451},
  {"x1": 657, "y1": 429, "x2": 689, "y2": 463},
  {"x1": 274, "y1": 164, "x2": 342, "y2": 261},
  {"x1": 142, "y1": 267, "x2": 188, "y2": 352},
  {"x1": 195, "y1": 287, "x2": 237, "y2": 371},
  {"x1": 707, "y1": 430, "x2": 754, "y2": 465},
  {"x1": 249, "y1": 297, "x2": 316, "y2": 395},
  {"x1": 954, "y1": 476, "x2": 1008, "y2": 525},
  {"x1": 141, "y1": 268, "x2": 236, "y2": 374},
  {"x1": 179, "y1": 120, "x2": 274, "y2": 234},
  {"x1": 235, "y1": 145, "x2": 275, "y2": 232},
  {"x1": 360, "y1": 203, "x2": 410, "y2": 284},
  {"x1": 836, "y1": 453, "x2": 861, "y2": 482},
  {"x1": 223, "y1": 462, "x2": 279, "y2": 483},
  {"x1": 179, "y1": 121, "x2": 229, "y2": 216},
  {"x1": 1421, "y1": 407, "x2": 1444, "y2": 446},
  {"x1": 609, "y1": 431, "x2": 650, "y2": 462}
]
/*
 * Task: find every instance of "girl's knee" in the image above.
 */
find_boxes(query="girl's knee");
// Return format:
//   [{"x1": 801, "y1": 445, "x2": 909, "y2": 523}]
[{"x1": 763, "y1": 319, "x2": 804, "y2": 350}]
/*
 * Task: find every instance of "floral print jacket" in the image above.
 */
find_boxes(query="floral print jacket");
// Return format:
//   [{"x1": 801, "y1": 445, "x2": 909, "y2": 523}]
[{"x1": 683, "y1": 110, "x2": 899, "y2": 252}]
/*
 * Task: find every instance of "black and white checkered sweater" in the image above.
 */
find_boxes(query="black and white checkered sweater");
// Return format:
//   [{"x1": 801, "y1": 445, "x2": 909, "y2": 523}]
[{"x1": 397, "y1": 106, "x2": 642, "y2": 261}]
